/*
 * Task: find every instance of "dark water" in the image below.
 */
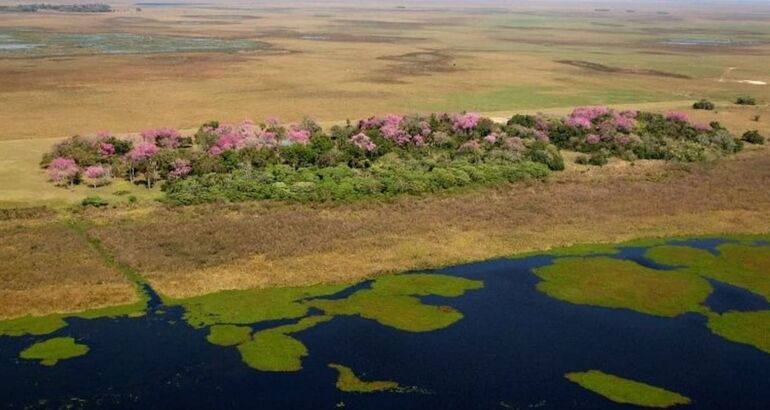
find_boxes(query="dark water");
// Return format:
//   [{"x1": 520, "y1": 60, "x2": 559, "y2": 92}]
[{"x1": 2, "y1": 240, "x2": 770, "y2": 409}]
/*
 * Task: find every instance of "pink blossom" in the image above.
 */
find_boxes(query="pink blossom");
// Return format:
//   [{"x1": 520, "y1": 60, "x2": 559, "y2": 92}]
[
  {"x1": 127, "y1": 142, "x2": 159, "y2": 162},
  {"x1": 694, "y1": 123, "x2": 712, "y2": 132},
  {"x1": 586, "y1": 134, "x2": 601, "y2": 145},
  {"x1": 84, "y1": 165, "x2": 107, "y2": 179},
  {"x1": 413, "y1": 135, "x2": 425, "y2": 147},
  {"x1": 141, "y1": 127, "x2": 181, "y2": 148},
  {"x1": 286, "y1": 127, "x2": 311, "y2": 145},
  {"x1": 666, "y1": 112, "x2": 689, "y2": 122},
  {"x1": 619, "y1": 110, "x2": 638, "y2": 119},
  {"x1": 419, "y1": 121, "x2": 432, "y2": 137},
  {"x1": 452, "y1": 113, "x2": 481, "y2": 132},
  {"x1": 47, "y1": 157, "x2": 79, "y2": 185},
  {"x1": 565, "y1": 116, "x2": 592, "y2": 129},
  {"x1": 99, "y1": 142, "x2": 115, "y2": 157},
  {"x1": 570, "y1": 106, "x2": 610, "y2": 121},
  {"x1": 483, "y1": 133, "x2": 498, "y2": 144},
  {"x1": 350, "y1": 133, "x2": 376, "y2": 152},
  {"x1": 534, "y1": 130, "x2": 550, "y2": 143},
  {"x1": 611, "y1": 112, "x2": 636, "y2": 131},
  {"x1": 169, "y1": 159, "x2": 192, "y2": 179},
  {"x1": 615, "y1": 134, "x2": 630, "y2": 145}
]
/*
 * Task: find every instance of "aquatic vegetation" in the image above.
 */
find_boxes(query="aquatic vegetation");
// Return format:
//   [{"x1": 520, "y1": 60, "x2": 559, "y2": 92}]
[
  {"x1": 305, "y1": 274, "x2": 483, "y2": 332},
  {"x1": 307, "y1": 291, "x2": 465, "y2": 332},
  {"x1": 19, "y1": 337, "x2": 89, "y2": 366},
  {"x1": 565, "y1": 370, "x2": 691, "y2": 408},
  {"x1": 328, "y1": 364, "x2": 399, "y2": 393},
  {"x1": 0, "y1": 315, "x2": 68, "y2": 337},
  {"x1": 236, "y1": 316, "x2": 333, "y2": 372},
  {"x1": 172, "y1": 284, "x2": 350, "y2": 328},
  {"x1": 534, "y1": 257, "x2": 711, "y2": 317},
  {"x1": 206, "y1": 325, "x2": 252, "y2": 347},
  {"x1": 707, "y1": 311, "x2": 770, "y2": 354},
  {"x1": 646, "y1": 244, "x2": 770, "y2": 300},
  {"x1": 369, "y1": 273, "x2": 483, "y2": 297}
]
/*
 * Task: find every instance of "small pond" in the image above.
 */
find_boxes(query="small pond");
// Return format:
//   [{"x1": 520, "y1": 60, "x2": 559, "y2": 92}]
[{"x1": 1, "y1": 237, "x2": 770, "y2": 408}]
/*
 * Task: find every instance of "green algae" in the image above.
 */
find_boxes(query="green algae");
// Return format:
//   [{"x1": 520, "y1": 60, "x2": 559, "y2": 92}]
[
  {"x1": 646, "y1": 244, "x2": 770, "y2": 300},
  {"x1": 305, "y1": 273, "x2": 483, "y2": 332},
  {"x1": 171, "y1": 284, "x2": 351, "y2": 328},
  {"x1": 534, "y1": 257, "x2": 711, "y2": 317},
  {"x1": 565, "y1": 370, "x2": 691, "y2": 408},
  {"x1": 707, "y1": 311, "x2": 770, "y2": 354},
  {"x1": 19, "y1": 337, "x2": 89, "y2": 366},
  {"x1": 236, "y1": 316, "x2": 333, "y2": 372},
  {"x1": 328, "y1": 364, "x2": 399, "y2": 393},
  {"x1": 207, "y1": 324, "x2": 252, "y2": 347}
]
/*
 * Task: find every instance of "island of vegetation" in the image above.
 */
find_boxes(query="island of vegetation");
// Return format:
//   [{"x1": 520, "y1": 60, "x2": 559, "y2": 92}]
[
  {"x1": 565, "y1": 370, "x2": 691, "y2": 408},
  {"x1": 40, "y1": 106, "x2": 759, "y2": 206},
  {"x1": 19, "y1": 337, "x2": 89, "y2": 366},
  {"x1": 328, "y1": 363, "x2": 400, "y2": 393},
  {"x1": 533, "y1": 239, "x2": 770, "y2": 355},
  {"x1": 172, "y1": 272, "x2": 483, "y2": 372}
]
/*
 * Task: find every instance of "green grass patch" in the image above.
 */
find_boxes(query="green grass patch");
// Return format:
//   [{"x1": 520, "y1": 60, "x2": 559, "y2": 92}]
[
  {"x1": 236, "y1": 316, "x2": 333, "y2": 372},
  {"x1": 19, "y1": 337, "x2": 89, "y2": 366},
  {"x1": 645, "y1": 244, "x2": 770, "y2": 300},
  {"x1": 328, "y1": 363, "x2": 399, "y2": 393},
  {"x1": 533, "y1": 257, "x2": 711, "y2": 317},
  {"x1": 707, "y1": 311, "x2": 770, "y2": 354},
  {"x1": 171, "y1": 284, "x2": 351, "y2": 328},
  {"x1": 565, "y1": 370, "x2": 691, "y2": 408},
  {"x1": 206, "y1": 324, "x2": 252, "y2": 347},
  {"x1": 305, "y1": 273, "x2": 483, "y2": 332},
  {"x1": 0, "y1": 315, "x2": 68, "y2": 337}
]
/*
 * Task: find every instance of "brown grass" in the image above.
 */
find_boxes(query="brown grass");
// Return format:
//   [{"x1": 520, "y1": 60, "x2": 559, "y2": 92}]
[
  {"x1": 85, "y1": 147, "x2": 770, "y2": 299},
  {"x1": 0, "y1": 222, "x2": 137, "y2": 319}
]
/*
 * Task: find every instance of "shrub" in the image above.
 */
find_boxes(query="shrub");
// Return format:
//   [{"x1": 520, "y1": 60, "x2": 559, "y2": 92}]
[
  {"x1": 742, "y1": 130, "x2": 765, "y2": 145},
  {"x1": 693, "y1": 99, "x2": 715, "y2": 110},
  {"x1": 588, "y1": 150, "x2": 609, "y2": 166},
  {"x1": 736, "y1": 96, "x2": 756, "y2": 106},
  {"x1": 81, "y1": 196, "x2": 108, "y2": 208}
]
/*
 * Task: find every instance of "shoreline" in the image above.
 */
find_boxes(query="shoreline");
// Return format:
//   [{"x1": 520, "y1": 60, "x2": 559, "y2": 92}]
[{"x1": 2, "y1": 145, "x2": 770, "y2": 320}]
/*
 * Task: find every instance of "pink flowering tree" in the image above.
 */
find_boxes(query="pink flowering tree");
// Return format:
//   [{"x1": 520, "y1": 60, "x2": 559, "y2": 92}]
[
  {"x1": 84, "y1": 165, "x2": 110, "y2": 187},
  {"x1": 142, "y1": 128, "x2": 182, "y2": 149},
  {"x1": 47, "y1": 157, "x2": 79, "y2": 187},
  {"x1": 453, "y1": 112, "x2": 481, "y2": 133},
  {"x1": 127, "y1": 142, "x2": 159, "y2": 187},
  {"x1": 168, "y1": 159, "x2": 192, "y2": 179}
]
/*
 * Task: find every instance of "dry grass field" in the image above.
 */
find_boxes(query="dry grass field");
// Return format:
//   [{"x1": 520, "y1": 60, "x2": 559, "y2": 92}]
[{"x1": 2, "y1": 0, "x2": 770, "y2": 319}]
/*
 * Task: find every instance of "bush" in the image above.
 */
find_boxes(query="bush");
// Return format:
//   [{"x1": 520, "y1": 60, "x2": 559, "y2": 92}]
[
  {"x1": 588, "y1": 150, "x2": 609, "y2": 166},
  {"x1": 693, "y1": 99, "x2": 715, "y2": 110},
  {"x1": 736, "y1": 96, "x2": 756, "y2": 106},
  {"x1": 81, "y1": 196, "x2": 108, "y2": 208},
  {"x1": 742, "y1": 130, "x2": 765, "y2": 145}
]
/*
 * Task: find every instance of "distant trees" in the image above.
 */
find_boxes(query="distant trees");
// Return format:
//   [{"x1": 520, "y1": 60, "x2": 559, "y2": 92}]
[
  {"x1": 0, "y1": 3, "x2": 112, "y2": 13},
  {"x1": 693, "y1": 99, "x2": 715, "y2": 110}
]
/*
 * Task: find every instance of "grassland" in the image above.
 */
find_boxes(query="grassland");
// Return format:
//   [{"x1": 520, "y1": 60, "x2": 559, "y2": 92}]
[{"x1": 2, "y1": 1, "x2": 770, "y2": 319}]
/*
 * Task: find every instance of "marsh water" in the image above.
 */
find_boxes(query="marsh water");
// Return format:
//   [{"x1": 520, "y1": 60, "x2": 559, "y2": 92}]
[
  {"x1": 0, "y1": 30, "x2": 269, "y2": 57},
  {"x1": 2, "y1": 238, "x2": 770, "y2": 409}
]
